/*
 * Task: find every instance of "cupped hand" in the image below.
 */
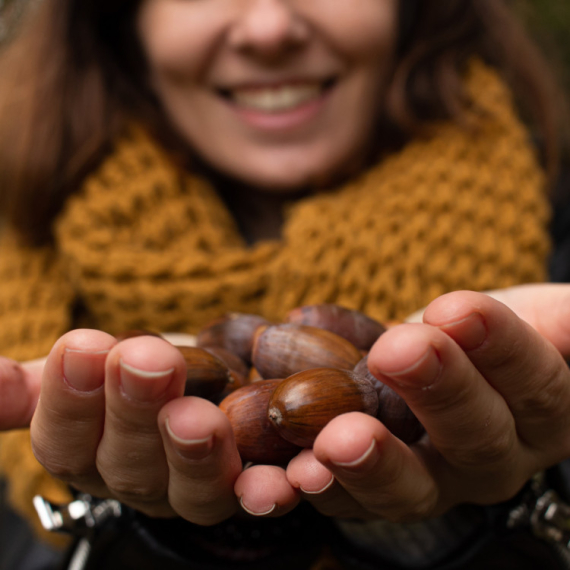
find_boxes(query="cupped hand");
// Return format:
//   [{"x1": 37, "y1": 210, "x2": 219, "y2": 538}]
[
  {"x1": 23, "y1": 330, "x2": 249, "y2": 524},
  {"x1": 0, "y1": 330, "x2": 301, "y2": 523},
  {"x1": 286, "y1": 289, "x2": 570, "y2": 521},
  {"x1": 5, "y1": 284, "x2": 570, "y2": 525}
]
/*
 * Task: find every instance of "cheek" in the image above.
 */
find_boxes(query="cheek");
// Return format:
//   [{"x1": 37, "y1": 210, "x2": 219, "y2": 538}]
[
  {"x1": 136, "y1": 3, "x2": 222, "y2": 83},
  {"x1": 309, "y1": 0, "x2": 398, "y2": 67}
]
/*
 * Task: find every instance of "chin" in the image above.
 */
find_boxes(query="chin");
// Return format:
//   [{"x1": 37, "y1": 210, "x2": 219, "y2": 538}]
[{"x1": 217, "y1": 152, "x2": 358, "y2": 192}]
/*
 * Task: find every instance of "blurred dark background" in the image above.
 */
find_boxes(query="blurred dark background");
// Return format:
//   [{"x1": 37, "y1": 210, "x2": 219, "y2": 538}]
[{"x1": 515, "y1": 0, "x2": 570, "y2": 95}]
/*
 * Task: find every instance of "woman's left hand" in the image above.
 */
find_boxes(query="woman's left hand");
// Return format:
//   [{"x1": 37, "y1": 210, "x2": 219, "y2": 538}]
[{"x1": 238, "y1": 289, "x2": 570, "y2": 521}]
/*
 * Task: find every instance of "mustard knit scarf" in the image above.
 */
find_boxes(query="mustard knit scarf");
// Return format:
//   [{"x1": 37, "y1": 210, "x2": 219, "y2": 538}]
[{"x1": 0, "y1": 60, "x2": 551, "y2": 543}]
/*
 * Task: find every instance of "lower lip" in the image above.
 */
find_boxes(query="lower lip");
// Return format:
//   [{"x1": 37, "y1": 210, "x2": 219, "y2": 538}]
[{"x1": 225, "y1": 89, "x2": 332, "y2": 132}]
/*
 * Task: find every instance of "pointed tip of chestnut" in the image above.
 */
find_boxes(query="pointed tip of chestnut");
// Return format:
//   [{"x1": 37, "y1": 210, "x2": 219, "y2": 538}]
[{"x1": 268, "y1": 407, "x2": 282, "y2": 425}]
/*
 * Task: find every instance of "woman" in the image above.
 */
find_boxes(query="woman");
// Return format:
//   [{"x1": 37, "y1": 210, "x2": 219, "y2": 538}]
[{"x1": 0, "y1": 0, "x2": 568, "y2": 568}]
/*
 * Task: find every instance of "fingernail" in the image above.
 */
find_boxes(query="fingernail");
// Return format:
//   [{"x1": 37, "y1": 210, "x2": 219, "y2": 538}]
[
  {"x1": 63, "y1": 348, "x2": 109, "y2": 392},
  {"x1": 239, "y1": 497, "x2": 276, "y2": 516},
  {"x1": 331, "y1": 439, "x2": 377, "y2": 469},
  {"x1": 119, "y1": 359, "x2": 174, "y2": 401},
  {"x1": 439, "y1": 312, "x2": 487, "y2": 352},
  {"x1": 165, "y1": 417, "x2": 213, "y2": 460},
  {"x1": 377, "y1": 346, "x2": 442, "y2": 389},
  {"x1": 300, "y1": 475, "x2": 335, "y2": 495}
]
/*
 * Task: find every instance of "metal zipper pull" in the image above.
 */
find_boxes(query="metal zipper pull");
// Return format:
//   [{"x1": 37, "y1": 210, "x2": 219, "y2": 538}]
[
  {"x1": 530, "y1": 489, "x2": 570, "y2": 549},
  {"x1": 507, "y1": 472, "x2": 570, "y2": 552},
  {"x1": 33, "y1": 493, "x2": 122, "y2": 536}
]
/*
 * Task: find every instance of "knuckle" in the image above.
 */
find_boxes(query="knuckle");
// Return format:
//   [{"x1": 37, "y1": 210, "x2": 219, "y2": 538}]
[
  {"x1": 515, "y1": 366, "x2": 567, "y2": 420},
  {"x1": 32, "y1": 441, "x2": 90, "y2": 483},
  {"x1": 36, "y1": 459, "x2": 74, "y2": 481},
  {"x1": 104, "y1": 476, "x2": 167, "y2": 504},
  {"x1": 450, "y1": 427, "x2": 517, "y2": 470},
  {"x1": 35, "y1": 456, "x2": 94, "y2": 483}
]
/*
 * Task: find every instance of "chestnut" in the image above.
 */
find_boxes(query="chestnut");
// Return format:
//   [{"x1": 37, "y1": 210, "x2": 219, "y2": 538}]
[
  {"x1": 267, "y1": 368, "x2": 378, "y2": 447},
  {"x1": 286, "y1": 304, "x2": 387, "y2": 351},
  {"x1": 196, "y1": 313, "x2": 271, "y2": 364},
  {"x1": 354, "y1": 355, "x2": 425, "y2": 444},
  {"x1": 219, "y1": 380, "x2": 302, "y2": 465},
  {"x1": 252, "y1": 324, "x2": 362, "y2": 380},
  {"x1": 175, "y1": 346, "x2": 233, "y2": 400}
]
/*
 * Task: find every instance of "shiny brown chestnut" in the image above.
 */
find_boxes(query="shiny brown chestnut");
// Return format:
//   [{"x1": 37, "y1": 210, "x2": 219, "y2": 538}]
[
  {"x1": 219, "y1": 380, "x2": 302, "y2": 465},
  {"x1": 267, "y1": 367, "x2": 378, "y2": 447},
  {"x1": 354, "y1": 355, "x2": 425, "y2": 444},
  {"x1": 175, "y1": 346, "x2": 233, "y2": 400},
  {"x1": 252, "y1": 324, "x2": 362, "y2": 380},
  {"x1": 196, "y1": 313, "x2": 271, "y2": 363},
  {"x1": 286, "y1": 304, "x2": 387, "y2": 351},
  {"x1": 202, "y1": 346, "x2": 248, "y2": 390}
]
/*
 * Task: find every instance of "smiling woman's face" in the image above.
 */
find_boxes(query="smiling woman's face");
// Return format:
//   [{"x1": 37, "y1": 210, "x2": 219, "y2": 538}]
[{"x1": 137, "y1": 0, "x2": 399, "y2": 191}]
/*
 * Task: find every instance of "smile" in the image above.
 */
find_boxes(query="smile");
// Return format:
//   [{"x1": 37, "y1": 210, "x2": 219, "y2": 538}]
[{"x1": 219, "y1": 80, "x2": 336, "y2": 114}]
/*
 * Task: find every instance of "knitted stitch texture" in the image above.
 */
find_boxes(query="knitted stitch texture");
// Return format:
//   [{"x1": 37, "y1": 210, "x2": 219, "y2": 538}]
[
  {"x1": 0, "y1": 60, "x2": 551, "y2": 545},
  {"x1": 56, "y1": 63, "x2": 549, "y2": 334}
]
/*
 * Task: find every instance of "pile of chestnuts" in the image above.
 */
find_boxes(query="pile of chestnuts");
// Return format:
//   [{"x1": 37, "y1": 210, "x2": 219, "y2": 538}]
[{"x1": 119, "y1": 304, "x2": 425, "y2": 466}]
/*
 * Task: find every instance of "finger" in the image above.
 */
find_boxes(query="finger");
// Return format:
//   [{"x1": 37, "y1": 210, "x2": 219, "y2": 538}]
[
  {"x1": 157, "y1": 397, "x2": 242, "y2": 525},
  {"x1": 367, "y1": 323, "x2": 518, "y2": 478},
  {"x1": 423, "y1": 290, "x2": 570, "y2": 458},
  {"x1": 484, "y1": 284, "x2": 570, "y2": 356},
  {"x1": 96, "y1": 336, "x2": 186, "y2": 514},
  {"x1": 235, "y1": 464, "x2": 300, "y2": 518},
  {"x1": 30, "y1": 330, "x2": 116, "y2": 495},
  {"x1": 313, "y1": 413, "x2": 438, "y2": 521},
  {"x1": 287, "y1": 449, "x2": 370, "y2": 518},
  {"x1": 0, "y1": 356, "x2": 45, "y2": 430},
  {"x1": 405, "y1": 284, "x2": 570, "y2": 355}
]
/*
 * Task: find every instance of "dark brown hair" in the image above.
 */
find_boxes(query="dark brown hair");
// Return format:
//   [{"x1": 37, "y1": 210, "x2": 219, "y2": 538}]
[{"x1": 0, "y1": 0, "x2": 565, "y2": 244}]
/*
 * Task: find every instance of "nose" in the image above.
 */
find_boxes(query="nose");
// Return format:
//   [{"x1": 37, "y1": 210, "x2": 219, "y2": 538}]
[{"x1": 228, "y1": 0, "x2": 309, "y2": 60}]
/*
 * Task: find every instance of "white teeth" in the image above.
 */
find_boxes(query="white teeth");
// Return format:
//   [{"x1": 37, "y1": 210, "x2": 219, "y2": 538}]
[{"x1": 232, "y1": 84, "x2": 321, "y2": 112}]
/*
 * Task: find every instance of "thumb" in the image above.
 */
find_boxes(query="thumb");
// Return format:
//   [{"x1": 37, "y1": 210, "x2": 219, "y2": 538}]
[{"x1": 0, "y1": 356, "x2": 45, "y2": 430}]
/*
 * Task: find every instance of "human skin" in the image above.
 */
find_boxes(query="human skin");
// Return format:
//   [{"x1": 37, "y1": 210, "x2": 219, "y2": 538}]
[
  {"x1": 3, "y1": 0, "x2": 570, "y2": 526},
  {"x1": 285, "y1": 286, "x2": 570, "y2": 520},
  {"x1": 3, "y1": 285, "x2": 570, "y2": 523},
  {"x1": 136, "y1": 0, "x2": 398, "y2": 190},
  {"x1": 5, "y1": 0, "x2": 401, "y2": 523}
]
